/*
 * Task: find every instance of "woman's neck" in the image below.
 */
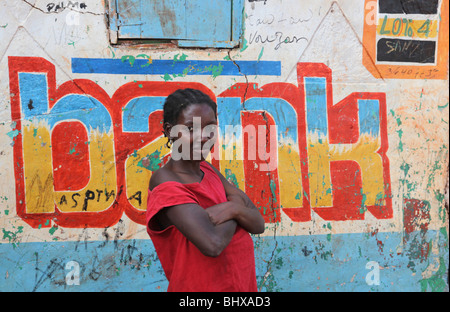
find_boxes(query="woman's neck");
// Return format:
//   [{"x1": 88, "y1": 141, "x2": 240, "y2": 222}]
[{"x1": 168, "y1": 158, "x2": 203, "y2": 177}]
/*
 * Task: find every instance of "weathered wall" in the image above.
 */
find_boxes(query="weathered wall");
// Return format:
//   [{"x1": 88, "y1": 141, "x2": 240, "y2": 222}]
[{"x1": 0, "y1": 0, "x2": 448, "y2": 292}]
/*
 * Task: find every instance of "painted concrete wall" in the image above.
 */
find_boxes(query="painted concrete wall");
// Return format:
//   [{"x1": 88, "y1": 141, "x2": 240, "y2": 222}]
[{"x1": 0, "y1": 0, "x2": 448, "y2": 292}]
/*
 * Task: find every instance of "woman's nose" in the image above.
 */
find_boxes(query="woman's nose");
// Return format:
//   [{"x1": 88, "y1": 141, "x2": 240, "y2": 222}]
[{"x1": 201, "y1": 129, "x2": 216, "y2": 143}]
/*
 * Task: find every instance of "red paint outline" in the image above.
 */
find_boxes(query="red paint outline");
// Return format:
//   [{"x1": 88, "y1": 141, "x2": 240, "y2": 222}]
[{"x1": 8, "y1": 57, "x2": 392, "y2": 228}]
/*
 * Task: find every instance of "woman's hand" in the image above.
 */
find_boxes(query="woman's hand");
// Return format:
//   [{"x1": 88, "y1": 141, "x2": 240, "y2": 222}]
[
  {"x1": 206, "y1": 196, "x2": 264, "y2": 234},
  {"x1": 204, "y1": 162, "x2": 265, "y2": 234},
  {"x1": 206, "y1": 201, "x2": 237, "y2": 225}
]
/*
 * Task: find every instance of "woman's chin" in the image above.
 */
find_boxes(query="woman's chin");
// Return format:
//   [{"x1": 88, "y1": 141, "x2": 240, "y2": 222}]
[{"x1": 191, "y1": 150, "x2": 210, "y2": 160}]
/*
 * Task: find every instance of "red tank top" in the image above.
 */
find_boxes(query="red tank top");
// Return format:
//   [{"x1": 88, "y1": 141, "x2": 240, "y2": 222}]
[{"x1": 146, "y1": 161, "x2": 258, "y2": 292}]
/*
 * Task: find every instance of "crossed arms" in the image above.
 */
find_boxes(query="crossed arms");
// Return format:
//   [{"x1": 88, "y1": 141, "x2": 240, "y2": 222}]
[{"x1": 149, "y1": 163, "x2": 265, "y2": 257}]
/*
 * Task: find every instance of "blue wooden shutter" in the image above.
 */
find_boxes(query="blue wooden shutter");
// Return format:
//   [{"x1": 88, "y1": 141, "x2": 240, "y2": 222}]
[{"x1": 110, "y1": 0, "x2": 243, "y2": 48}]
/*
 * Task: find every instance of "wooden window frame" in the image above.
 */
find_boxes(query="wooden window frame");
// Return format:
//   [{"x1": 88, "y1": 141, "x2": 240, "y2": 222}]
[{"x1": 107, "y1": 0, "x2": 244, "y2": 49}]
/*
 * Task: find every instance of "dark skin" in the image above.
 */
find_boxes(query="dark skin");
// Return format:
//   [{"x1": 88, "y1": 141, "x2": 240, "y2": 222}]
[{"x1": 149, "y1": 103, "x2": 265, "y2": 257}]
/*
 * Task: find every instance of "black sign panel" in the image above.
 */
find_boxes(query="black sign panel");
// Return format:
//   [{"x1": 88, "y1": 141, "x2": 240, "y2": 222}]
[
  {"x1": 378, "y1": 0, "x2": 439, "y2": 14},
  {"x1": 377, "y1": 38, "x2": 436, "y2": 63}
]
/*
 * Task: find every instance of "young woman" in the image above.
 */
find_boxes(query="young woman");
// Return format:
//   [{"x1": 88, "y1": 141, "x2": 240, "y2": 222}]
[{"x1": 146, "y1": 88, "x2": 265, "y2": 292}]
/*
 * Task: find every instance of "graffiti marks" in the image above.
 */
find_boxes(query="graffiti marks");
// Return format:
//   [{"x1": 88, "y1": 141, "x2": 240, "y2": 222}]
[
  {"x1": 248, "y1": 30, "x2": 308, "y2": 51},
  {"x1": 8, "y1": 56, "x2": 392, "y2": 228},
  {"x1": 46, "y1": 2, "x2": 87, "y2": 12}
]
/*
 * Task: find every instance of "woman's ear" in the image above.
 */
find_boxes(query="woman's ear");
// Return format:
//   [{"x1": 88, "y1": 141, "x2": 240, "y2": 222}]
[
  {"x1": 163, "y1": 122, "x2": 174, "y2": 148},
  {"x1": 163, "y1": 122, "x2": 173, "y2": 139}
]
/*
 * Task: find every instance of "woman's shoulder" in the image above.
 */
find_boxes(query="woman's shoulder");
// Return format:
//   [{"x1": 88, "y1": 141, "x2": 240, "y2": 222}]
[
  {"x1": 149, "y1": 161, "x2": 221, "y2": 191},
  {"x1": 149, "y1": 166, "x2": 180, "y2": 191}
]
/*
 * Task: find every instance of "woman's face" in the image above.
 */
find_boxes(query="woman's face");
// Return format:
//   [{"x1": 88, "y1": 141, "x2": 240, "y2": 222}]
[{"x1": 166, "y1": 103, "x2": 218, "y2": 161}]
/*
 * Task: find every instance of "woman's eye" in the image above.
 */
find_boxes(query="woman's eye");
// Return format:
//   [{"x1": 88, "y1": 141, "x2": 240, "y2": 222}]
[{"x1": 187, "y1": 126, "x2": 194, "y2": 132}]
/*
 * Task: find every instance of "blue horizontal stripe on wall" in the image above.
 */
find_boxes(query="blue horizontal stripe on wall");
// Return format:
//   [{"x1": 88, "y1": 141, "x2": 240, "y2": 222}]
[
  {"x1": 0, "y1": 230, "x2": 447, "y2": 292},
  {"x1": 71, "y1": 58, "x2": 281, "y2": 76}
]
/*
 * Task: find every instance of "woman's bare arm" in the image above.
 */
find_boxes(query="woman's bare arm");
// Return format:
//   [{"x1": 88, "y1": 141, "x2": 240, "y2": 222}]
[
  {"x1": 205, "y1": 163, "x2": 265, "y2": 234},
  {"x1": 154, "y1": 202, "x2": 237, "y2": 257},
  {"x1": 149, "y1": 166, "x2": 237, "y2": 257}
]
